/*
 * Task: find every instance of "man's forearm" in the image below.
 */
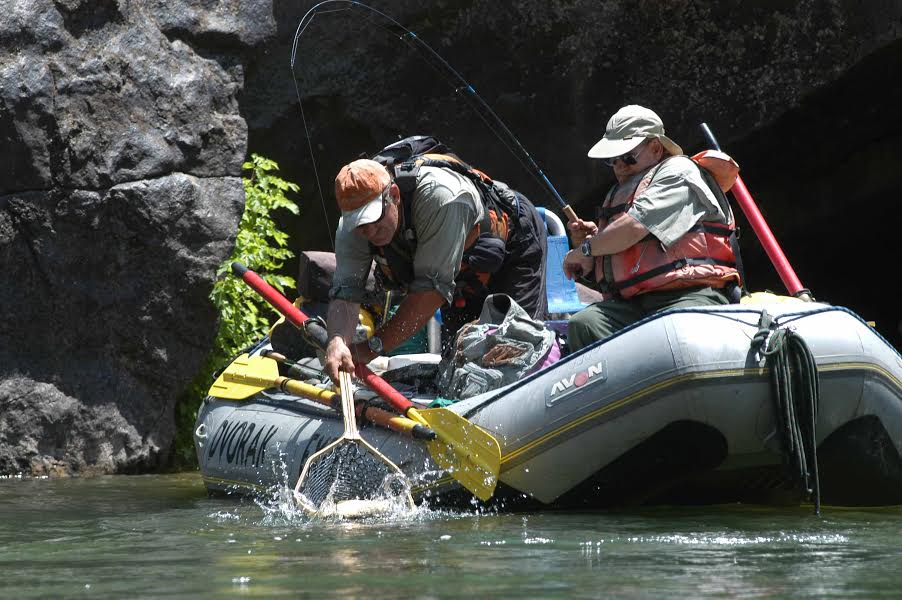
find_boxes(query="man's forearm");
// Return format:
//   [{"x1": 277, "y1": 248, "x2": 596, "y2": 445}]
[
  {"x1": 326, "y1": 299, "x2": 361, "y2": 343},
  {"x1": 588, "y1": 213, "x2": 650, "y2": 256}
]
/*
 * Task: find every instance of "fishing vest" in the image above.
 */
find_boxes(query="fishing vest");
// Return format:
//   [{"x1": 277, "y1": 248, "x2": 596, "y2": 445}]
[
  {"x1": 595, "y1": 154, "x2": 741, "y2": 299},
  {"x1": 370, "y1": 155, "x2": 517, "y2": 307}
]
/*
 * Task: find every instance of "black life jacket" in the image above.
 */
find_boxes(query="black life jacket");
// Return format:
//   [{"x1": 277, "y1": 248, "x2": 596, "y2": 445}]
[{"x1": 368, "y1": 136, "x2": 518, "y2": 307}]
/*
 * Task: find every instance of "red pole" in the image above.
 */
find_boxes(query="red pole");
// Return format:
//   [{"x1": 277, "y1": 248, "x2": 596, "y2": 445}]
[
  {"x1": 729, "y1": 176, "x2": 808, "y2": 298},
  {"x1": 700, "y1": 124, "x2": 812, "y2": 300},
  {"x1": 230, "y1": 262, "x2": 419, "y2": 414}
]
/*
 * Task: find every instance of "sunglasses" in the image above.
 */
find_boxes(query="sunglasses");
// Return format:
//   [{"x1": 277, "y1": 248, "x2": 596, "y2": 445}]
[
  {"x1": 370, "y1": 184, "x2": 393, "y2": 224},
  {"x1": 603, "y1": 141, "x2": 649, "y2": 167}
]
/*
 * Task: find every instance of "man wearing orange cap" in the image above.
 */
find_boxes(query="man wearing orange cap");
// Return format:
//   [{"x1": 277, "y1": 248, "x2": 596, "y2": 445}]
[
  {"x1": 323, "y1": 154, "x2": 547, "y2": 381},
  {"x1": 562, "y1": 105, "x2": 741, "y2": 351}
]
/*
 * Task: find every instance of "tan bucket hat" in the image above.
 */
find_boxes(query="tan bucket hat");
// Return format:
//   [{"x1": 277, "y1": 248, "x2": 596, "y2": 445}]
[
  {"x1": 334, "y1": 159, "x2": 391, "y2": 230},
  {"x1": 587, "y1": 105, "x2": 683, "y2": 159}
]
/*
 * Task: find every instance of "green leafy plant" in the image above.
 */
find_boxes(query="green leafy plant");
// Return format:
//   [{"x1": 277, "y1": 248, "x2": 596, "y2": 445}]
[
  {"x1": 172, "y1": 154, "x2": 300, "y2": 469},
  {"x1": 211, "y1": 154, "x2": 300, "y2": 358}
]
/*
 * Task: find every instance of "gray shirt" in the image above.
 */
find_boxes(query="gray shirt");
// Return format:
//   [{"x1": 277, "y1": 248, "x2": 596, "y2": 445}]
[
  {"x1": 626, "y1": 155, "x2": 733, "y2": 247},
  {"x1": 330, "y1": 166, "x2": 484, "y2": 304}
]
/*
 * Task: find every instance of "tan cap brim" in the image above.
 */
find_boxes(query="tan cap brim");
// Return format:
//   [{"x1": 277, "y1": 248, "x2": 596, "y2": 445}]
[
  {"x1": 587, "y1": 134, "x2": 683, "y2": 159},
  {"x1": 587, "y1": 136, "x2": 646, "y2": 159}
]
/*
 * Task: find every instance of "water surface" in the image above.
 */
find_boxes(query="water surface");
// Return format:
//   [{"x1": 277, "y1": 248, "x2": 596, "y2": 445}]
[{"x1": 2, "y1": 474, "x2": 901, "y2": 598}]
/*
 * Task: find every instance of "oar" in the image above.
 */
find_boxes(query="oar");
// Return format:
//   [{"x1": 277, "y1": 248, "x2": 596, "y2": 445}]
[
  {"x1": 700, "y1": 123, "x2": 813, "y2": 301},
  {"x1": 231, "y1": 261, "x2": 501, "y2": 500},
  {"x1": 260, "y1": 349, "x2": 325, "y2": 381},
  {"x1": 258, "y1": 350, "x2": 436, "y2": 439},
  {"x1": 209, "y1": 353, "x2": 436, "y2": 440}
]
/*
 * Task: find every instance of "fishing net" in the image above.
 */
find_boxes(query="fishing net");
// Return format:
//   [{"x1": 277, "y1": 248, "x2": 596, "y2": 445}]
[
  {"x1": 294, "y1": 439, "x2": 409, "y2": 511},
  {"x1": 293, "y1": 371, "x2": 414, "y2": 517}
]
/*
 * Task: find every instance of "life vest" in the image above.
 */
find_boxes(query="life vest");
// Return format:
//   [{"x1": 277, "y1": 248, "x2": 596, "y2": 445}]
[
  {"x1": 594, "y1": 154, "x2": 742, "y2": 298},
  {"x1": 369, "y1": 143, "x2": 516, "y2": 307}
]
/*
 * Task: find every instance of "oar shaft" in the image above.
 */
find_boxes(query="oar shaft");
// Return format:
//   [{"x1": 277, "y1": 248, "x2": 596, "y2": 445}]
[
  {"x1": 261, "y1": 350, "x2": 324, "y2": 380},
  {"x1": 231, "y1": 261, "x2": 319, "y2": 331},
  {"x1": 221, "y1": 366, "x2": 433, "y2": 440},
  {"x1": 728, "y1": 177, "x2": 807, "y2": 296},
  {"x1": 353, "y1": 365, "x2": 416, "y2": 414},
  {"x1": 232, "y1": 262, "x2": 417, "y2": 414},
  {"x1": 700, "y1": 123, "x2": 811, "y2": 299},
  {"x1": 278, "y1": 377, "x2": 434, "y2": 440}
]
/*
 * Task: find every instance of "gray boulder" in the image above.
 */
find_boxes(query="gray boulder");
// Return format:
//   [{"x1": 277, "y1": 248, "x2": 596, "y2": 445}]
[{"x1": 0, "y1": 0, "x2": 274, "y2": 475}]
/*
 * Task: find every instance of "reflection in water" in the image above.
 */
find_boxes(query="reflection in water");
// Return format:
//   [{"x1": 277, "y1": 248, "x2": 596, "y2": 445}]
[{"x1": 2, "y1": 474, "x2": 902, "y2": 598}]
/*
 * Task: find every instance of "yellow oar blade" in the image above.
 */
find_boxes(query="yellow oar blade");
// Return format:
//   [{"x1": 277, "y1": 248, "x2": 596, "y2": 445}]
[
  {"x1": 417, "y1": 407, "x2": 501, "y2": 501},
  {"x1": 207, "y1": 354, "x2": 280, "y2": 400}
]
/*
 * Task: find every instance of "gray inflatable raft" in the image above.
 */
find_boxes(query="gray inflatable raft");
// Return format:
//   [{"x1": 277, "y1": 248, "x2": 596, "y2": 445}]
[{"x1": 195, "y1": 299, "x2": 902, "y2": 508}]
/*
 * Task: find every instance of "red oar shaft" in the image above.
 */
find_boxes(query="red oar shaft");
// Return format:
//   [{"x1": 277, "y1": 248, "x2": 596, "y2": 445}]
[
  {"x1": 232, "y1": 262, "x2": 310, "y2": 327},
  {"x1": 231, "y1": 262, "x2": 417, "y2": 414},
  {"x1": 730, "y1": 176, "x2": 806, "y2": 296},
  {"x1": 699, "y1": 123, "x2": 810, "y2": 299}
]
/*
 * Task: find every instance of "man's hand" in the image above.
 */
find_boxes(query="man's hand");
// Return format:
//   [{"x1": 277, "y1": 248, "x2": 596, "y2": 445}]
[
  {"x1": 563, "y1": 249, "x2": 594, "y2": 280},
  {"x1": 567, "y1": 218, "x2": 598, "y2": 244},
  {"x1": 323, "y1": 335, "x2": 355, "y2": 383}
]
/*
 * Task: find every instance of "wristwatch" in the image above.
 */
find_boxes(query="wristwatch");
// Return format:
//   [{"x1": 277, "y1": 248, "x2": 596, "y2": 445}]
[
  {"x1": 580, "y1": 237, "x2": 593, "y2": 257},
  {"x1": 367, "y1": 335, "x2": 384, "y2": 354}
]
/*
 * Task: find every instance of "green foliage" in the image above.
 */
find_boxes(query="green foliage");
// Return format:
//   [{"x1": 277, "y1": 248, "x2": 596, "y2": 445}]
[
  {"x1": 172, "y1": 154, "x2": 300, "y2": 470},
  {"x1": 211, "y1": 154, "x2": 300, "y2": 359}
]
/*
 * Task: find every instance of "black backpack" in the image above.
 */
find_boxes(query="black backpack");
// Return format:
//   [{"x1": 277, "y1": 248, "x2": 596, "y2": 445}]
[{"x1": 371, "y1": 135, "x2": 456, "y2": 168}]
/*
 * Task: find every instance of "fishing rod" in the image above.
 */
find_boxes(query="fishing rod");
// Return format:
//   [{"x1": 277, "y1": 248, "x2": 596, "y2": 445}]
[{"x1": 289, "y1": 0, "x2": 580, "y2": 230}]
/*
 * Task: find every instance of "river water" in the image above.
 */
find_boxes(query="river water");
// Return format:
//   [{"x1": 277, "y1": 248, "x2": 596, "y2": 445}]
[{"x1": 2, "y1": 473, "x2": 901, "y2": 598}]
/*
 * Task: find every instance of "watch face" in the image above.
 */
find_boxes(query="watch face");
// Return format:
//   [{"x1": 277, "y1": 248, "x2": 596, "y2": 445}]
[
  {"x1": 581, "y1": 239, "x2": 592, "y2": 257},
  {"x1": 367, "y1": 336, "x2": 383, "y2": 353}
]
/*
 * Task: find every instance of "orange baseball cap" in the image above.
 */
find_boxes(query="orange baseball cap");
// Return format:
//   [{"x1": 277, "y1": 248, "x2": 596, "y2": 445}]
[{"x1": 334, "y1": 159, "x2": 391, "y2": 230}]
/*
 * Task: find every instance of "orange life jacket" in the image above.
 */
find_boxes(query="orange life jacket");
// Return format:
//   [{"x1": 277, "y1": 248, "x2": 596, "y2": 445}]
[{"x1": 594, "y1": 155, "x2": 741, "y2": 298}]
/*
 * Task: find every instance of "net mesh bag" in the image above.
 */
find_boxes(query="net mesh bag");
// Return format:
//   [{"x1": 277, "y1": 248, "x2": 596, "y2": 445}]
[{"x1": 295, "y1": 441, "x2": 404, "y2": 509}]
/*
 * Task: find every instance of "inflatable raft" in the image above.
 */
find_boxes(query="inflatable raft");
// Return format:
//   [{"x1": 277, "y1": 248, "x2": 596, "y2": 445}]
[{"x1": 195, "y1": 297, "x2": 902, "y2": 509}]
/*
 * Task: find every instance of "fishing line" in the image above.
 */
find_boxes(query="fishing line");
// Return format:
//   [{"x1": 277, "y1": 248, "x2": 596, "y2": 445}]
[{"x1": 289, "y1": 0, "x2": 570, "y2": 245}]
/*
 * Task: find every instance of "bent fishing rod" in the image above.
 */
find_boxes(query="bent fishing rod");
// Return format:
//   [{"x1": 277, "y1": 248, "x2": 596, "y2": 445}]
[{"x1": 289, "y1": 0, "x2": 580, "y2": 227}]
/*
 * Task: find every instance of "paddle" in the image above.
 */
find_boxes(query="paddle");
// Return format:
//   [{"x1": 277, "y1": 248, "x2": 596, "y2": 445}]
[
  {"x1": 209, "y1": 353, "x2": 436, "y2": 440},
  {"x1": 700, "y1": 123, "x2": 813, "y2": 301},
  {"x1": 231, "y1": 261, "x2": 501, "y2": 500}
]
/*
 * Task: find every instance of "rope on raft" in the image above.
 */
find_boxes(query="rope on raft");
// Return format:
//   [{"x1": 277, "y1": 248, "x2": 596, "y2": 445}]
[{"x1": 751, "y1": 309, "x2": 822, "y2": 515}]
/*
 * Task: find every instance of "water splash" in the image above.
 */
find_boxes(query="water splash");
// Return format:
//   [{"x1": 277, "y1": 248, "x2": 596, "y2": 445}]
[{"x1": 249, "y1": 448, "x2": 440, "y2": 524}]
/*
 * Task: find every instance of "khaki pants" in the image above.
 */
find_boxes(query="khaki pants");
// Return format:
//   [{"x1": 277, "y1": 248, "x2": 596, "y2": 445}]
[{"x1": 567, "y1": 286, "x2": 731, "y2": 352}]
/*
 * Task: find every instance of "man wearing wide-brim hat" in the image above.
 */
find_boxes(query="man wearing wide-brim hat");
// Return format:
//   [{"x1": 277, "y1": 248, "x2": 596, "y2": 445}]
[{"x1": 563, "y1": 105, "x2": 742, "y2": 351}]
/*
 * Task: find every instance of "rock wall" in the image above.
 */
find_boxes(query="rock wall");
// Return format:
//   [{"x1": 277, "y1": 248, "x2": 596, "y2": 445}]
[
  {"x1": 246, "y1": 0, "x2": 902, "y2": 351},
  {"x1": 0, "y1": 0, "x2": 274, "y2": 475},
  {"x1": 2, "y1": 0, "x2": 899, "y2": 477}
]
